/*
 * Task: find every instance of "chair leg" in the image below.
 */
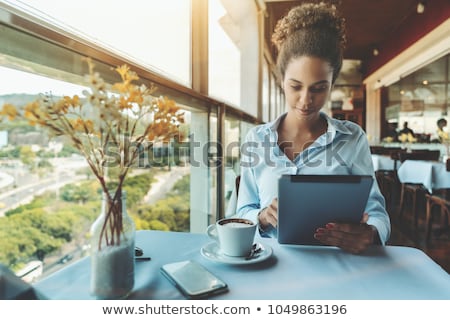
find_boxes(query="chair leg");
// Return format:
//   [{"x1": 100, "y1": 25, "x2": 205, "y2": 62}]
[
  {"x1": 398, "y1": 185, "x2": 405, "y2": 219},
  {"x1": 412, "y1": 191, "x2": 418, "y2": 230},
  {"x1": 425, "y1": 198, "x2": 433, "y2": 243}
]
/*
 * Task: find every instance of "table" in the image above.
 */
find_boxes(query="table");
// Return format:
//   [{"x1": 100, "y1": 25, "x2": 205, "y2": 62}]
[
  {"x1": 34, "y1": 230, "x2": 450, "y2": 300},
  {"x1": 371, "y1": 154, "x2": 397, "y2": 171},
  {"x1": 397, "y1": 160, "x2": 450, "y2": 193}
]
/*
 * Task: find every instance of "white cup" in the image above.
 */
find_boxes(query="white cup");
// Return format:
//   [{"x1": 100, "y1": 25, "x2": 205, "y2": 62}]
[{"x1": 207, "y1": 218, "x2": 257, "y2": 257}]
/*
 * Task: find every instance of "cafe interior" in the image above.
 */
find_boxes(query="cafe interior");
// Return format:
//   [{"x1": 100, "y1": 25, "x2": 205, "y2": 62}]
[{"x1": 0, "y1": 0, "x2": 449, "y2": 299}]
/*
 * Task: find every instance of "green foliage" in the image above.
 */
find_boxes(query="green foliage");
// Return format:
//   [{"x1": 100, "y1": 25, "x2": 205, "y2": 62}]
[
  {"x1": 60, "y1": 181, "x2": 99, "y2": 204},
  {"x1": 0, "y1": 191, "x2": 98, "y2": 268},
  {"x1": 5, "y1": 193, "x2": 54, "y2": 217},
  {"x1": 0, "y1": 210, "x2": 65, "y2": 266},
  {"x1": 0, "y1": 146, "x2": 21, "y2": 158},
  {"x1": 135, "y1": 174, "x2": 190, "y2": 232},
  {"x1": 107, "y1": 171, "x2": 155, "y2": 208},
  {"x1": 58, "y1": 144, "x2": 81, "y2": 157},
  {"x1": 37, "y1": 158, "x2": 53, "y2": 169},
  {"x1": 147, "y1": 220, "x2": 170, "y2": 231},
  {"x1": 0, "y1": 170, "x2": 190, "y2": 269},
  {"x1": 19, "y1": 145, "x2": 36, "y2": 169},
  {"x1": 0, "y1": 117, "x2": 38, "y2": 132}
]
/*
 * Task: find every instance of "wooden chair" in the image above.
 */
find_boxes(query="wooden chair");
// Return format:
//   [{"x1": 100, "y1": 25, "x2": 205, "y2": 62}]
[
  {"x1": 372, "y1": 147, "x2": 404, "y2": 211},
  {"x1": 425, "y1": 190, "x2": 450, "y2": 242},
  {"x1": 370, "y1": 146, "x2": 402, "y2": 156},
  {"x1": 398, "y1": 149, "x2": 440, "y2": 162},
  {"x1": 425, "y1": 158, "x2": 450, "y2": 242},
  {"x1": 397, "y1": 150, "x2": 440, "y2": 229},
  {"x1": 376, "y1": 169, "x2": 400, "y2": 213},
  {"x1": 225, "y1": 175, "x2": 241, "y2": 217}
]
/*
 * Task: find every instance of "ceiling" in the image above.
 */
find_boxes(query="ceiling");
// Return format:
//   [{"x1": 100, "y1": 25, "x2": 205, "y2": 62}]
[{"x1": 262, "y1": 0, "x2": 446, "y2": 77}]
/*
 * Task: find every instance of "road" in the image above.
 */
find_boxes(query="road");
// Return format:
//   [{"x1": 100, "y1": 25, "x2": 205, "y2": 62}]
[
  {"x1": 143, "y1": 166, "x2": 190, "y2": 204},
  {"x1": 0, "y1": 156, "x2": 89, "y2": 216}
]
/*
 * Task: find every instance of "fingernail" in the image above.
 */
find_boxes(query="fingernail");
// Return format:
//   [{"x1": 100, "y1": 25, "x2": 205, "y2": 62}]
[
  {"x1": 326, "y1": 223, "x2": 335, "y2": 229},
  {"x1": 314, "y1": 233, "x2": 322, "y2": 239},
  {"x1": 315, "y1": 228, "x2": 325, "y2": 233}
]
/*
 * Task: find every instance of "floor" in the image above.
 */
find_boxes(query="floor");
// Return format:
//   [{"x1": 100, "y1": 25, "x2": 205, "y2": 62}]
[{"x1": 385, "y1": 200, "x2": 450, "y2": 274}]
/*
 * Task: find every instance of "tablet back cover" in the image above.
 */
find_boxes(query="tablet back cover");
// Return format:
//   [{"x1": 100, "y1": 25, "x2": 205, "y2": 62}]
[{"x1": 277, "y1": 175, "x2": 373, "y2": 245}]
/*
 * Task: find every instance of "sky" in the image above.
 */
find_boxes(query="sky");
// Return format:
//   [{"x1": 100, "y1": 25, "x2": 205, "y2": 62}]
[
  {"x1": 1, "y1": 0, "x2": 240, "y2": 105},
  {"x1": 0, "y1": 66, "x2": 86, "y2": 95}
]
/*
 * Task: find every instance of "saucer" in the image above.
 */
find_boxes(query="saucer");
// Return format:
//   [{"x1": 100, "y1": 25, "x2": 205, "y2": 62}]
[{"x1": 200, "y1": 242, "x2": 272, "y2": 265}]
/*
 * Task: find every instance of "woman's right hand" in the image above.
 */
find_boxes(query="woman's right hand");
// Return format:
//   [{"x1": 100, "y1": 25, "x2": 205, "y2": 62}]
[{"x1": 258, "y1": 198, "x2": 278, "y2": 229}]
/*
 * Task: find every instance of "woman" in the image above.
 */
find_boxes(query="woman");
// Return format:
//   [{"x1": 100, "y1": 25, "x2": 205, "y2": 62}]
[
  {"x1": 436, "y1": 118, "x2": 448, "y2": 143},
  {"x1": 236, "y1": 2, "x2": 390, "y2": 254}
]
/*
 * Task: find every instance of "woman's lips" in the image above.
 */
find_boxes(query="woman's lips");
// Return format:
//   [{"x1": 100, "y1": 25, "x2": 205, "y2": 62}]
[{"x1": 295, "y1": 107, "x2": 313, "y2": 115}]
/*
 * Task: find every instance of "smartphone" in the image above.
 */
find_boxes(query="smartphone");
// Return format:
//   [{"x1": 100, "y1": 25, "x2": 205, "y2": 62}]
[{"x1": 160, "y1": 260, "x2": 228, "y2": 299}]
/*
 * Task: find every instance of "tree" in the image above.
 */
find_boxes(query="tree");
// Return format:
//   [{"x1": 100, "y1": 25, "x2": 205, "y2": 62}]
[{"x1": 19, "y1": 145, "x2": 36, "y2": 169}]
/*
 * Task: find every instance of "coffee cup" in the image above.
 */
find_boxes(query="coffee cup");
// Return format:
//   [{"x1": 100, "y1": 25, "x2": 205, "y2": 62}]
[{"x1": 207, "y1": 218, "x2": 257, "y2": 257}]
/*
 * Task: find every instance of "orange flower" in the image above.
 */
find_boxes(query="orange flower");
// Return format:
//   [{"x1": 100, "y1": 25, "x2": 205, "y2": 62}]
[{"x1": 0, "y1": 103, "x2": 18, "y2": 120}]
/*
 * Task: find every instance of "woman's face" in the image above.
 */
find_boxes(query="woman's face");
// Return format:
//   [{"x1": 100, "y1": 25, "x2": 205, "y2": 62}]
[{"x1": 282, "y1": 56, "x2": 333, "y2": 120}]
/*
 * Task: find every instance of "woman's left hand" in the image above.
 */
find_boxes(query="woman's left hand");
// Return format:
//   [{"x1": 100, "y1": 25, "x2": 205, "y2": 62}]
[{"x1": 313, "y1": 213, "x2": 378, "y2": 254}]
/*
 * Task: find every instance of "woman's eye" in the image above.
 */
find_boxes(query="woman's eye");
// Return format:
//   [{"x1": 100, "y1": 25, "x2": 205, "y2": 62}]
[{"x1": 290, "y1": 86, "x2": 301, "y2": 91}]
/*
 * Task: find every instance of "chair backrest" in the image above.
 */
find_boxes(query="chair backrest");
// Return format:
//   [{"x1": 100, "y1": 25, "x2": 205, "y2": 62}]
[
  {"x1": 235, "y1": 175, "x2": 241, "y2": 196},
  {"x1": 399, "y1": 150, "x2": 440, "y2": 162},
  {"x1": 225, "y1": 175, "x2": 241, "y2": 218},
  {"x1": 370, "y1": 146, "x2": 402, "y2": 156}
]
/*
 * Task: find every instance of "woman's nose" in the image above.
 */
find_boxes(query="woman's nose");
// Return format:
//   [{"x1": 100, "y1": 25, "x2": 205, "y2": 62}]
[{"x1": 299, "y1": 89, "x2": 312, "y2": 106}]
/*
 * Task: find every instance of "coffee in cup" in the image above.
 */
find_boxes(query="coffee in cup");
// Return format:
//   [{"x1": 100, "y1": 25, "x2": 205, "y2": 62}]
[{"x1": 207, "y1": 218, "x2": 257, "y2": 257}]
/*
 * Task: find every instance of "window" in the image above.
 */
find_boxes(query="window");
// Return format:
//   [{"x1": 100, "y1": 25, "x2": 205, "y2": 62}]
[
  {"x1": 14, "y1": 0, "x2": 192, "y2": 85},
  {"x1": 0, "y1": 1, "x2": 260, "y2": 284},
  {"x1": 262, "y1": 60, "x2": 270, "y2": 122},
  {"x1": 208, "y1": 0, "x2": 241, "y2": 106},
  {"x1": 385, "y1": 54, "x2": 450, "y2": 138},
  {"x1": 0, "y1": 63, "x2": 194, "y2": 280}
]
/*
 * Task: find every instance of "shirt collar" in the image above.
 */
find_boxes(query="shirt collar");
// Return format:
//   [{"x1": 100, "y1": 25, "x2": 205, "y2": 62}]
[{"x1": 265, "y1": 111, "x2": 354, "y2": 136}]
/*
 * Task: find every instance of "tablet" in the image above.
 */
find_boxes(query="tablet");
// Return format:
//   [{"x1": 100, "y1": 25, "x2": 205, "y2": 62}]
[{"x1": 277, "y1": 174, "x2": 373, "y2": 245}]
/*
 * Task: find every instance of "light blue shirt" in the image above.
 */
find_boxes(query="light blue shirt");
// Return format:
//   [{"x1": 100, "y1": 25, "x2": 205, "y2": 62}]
[{"x1": 236, "y1": 112, "x2": 391, "y2": 244}]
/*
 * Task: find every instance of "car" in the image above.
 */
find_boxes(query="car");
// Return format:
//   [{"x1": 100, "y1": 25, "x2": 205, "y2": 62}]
[{"x1": 59, "y1": 254, "x2": 73, "y2": 264}]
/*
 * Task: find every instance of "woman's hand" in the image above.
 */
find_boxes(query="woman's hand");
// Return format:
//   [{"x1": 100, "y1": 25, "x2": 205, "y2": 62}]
[
  {"x1": 258, "y1": 198, "x2": 278, "y2": 229},
  {"x1": 313, "y1": 213, "x2": 379, "y2": 254}
]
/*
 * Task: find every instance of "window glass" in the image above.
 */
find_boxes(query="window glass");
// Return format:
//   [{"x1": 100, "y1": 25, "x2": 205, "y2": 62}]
[
  {"x1": 384, "y1": 54, "x2": 449, "y2": 141},
  {"x1": 270, "y1": 72, "x2": 278, "y2": 121},
  {"x1": 0, "y1": 63, "x2": 193, "y2": 282},
  {"x1": 223, "y1": 116, "x2": 240, "y2": 213},
  {"x1": 262, "y1": 60, "x2": 270, "y2": 122},
  {"x1": 208, "y1": 113, "x2": 218, "y2": 223},
  {"x1": 208, "y1": 0, "x2": 240, "y2": 106},
  {"x1": 14, "y1": 0, "x2": 191, "y2": 85},
  {"x1": 0, "y1": 0, "x2": 258, "y2": 284}
]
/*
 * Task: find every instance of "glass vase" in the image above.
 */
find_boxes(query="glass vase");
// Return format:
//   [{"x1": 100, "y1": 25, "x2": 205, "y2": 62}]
[{"x1": 89, "y1": 189, "x2": 135, "y2": 299}]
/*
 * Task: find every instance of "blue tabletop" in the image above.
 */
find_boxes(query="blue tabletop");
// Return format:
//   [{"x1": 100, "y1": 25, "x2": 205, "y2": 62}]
[{"x1": 34, "y1": 230, "x2": 450, "y2": 300}]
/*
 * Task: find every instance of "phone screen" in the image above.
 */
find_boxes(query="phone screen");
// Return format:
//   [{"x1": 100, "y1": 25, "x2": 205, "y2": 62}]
[{"x1": 161, "y1": 260, "x2": 228, "y2": 298}]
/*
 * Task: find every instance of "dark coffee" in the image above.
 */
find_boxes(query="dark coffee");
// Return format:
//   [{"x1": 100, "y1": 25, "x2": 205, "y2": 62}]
[{"x1": 219, "y1": 218, "x2": 254, "y2": 227}]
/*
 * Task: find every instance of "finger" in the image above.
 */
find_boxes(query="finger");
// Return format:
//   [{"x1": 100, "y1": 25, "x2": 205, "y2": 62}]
[
  {"x1": 267, "y1": 208, "x2": 278, "y2": 227},
  {"x1": 271, "y1": 198, "x2": 278, "y2": 211},
  {"x1": 315, "y1": 226, "x2": 373, "y2": 251},
  {"x1": 261, "y1": 207, "x2": 277, "y2": 228},
  {"x1": 314, "y1": 232, "x2": 368, "y2": 254},
  {"x1": 360, "y1": 213, "x2": 369, "y2": 224},
  {"x1": 326, "y1": 222, "x2": 371, "y2": 235},
  {"x1": 324, "y1": 226, "x2": 374, "y2": 244}
]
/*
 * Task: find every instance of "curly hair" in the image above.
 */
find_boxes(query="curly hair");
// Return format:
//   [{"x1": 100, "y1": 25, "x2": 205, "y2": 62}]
[{"x1": 272, "y1": 1, "x2": 346, "y2": 84}]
